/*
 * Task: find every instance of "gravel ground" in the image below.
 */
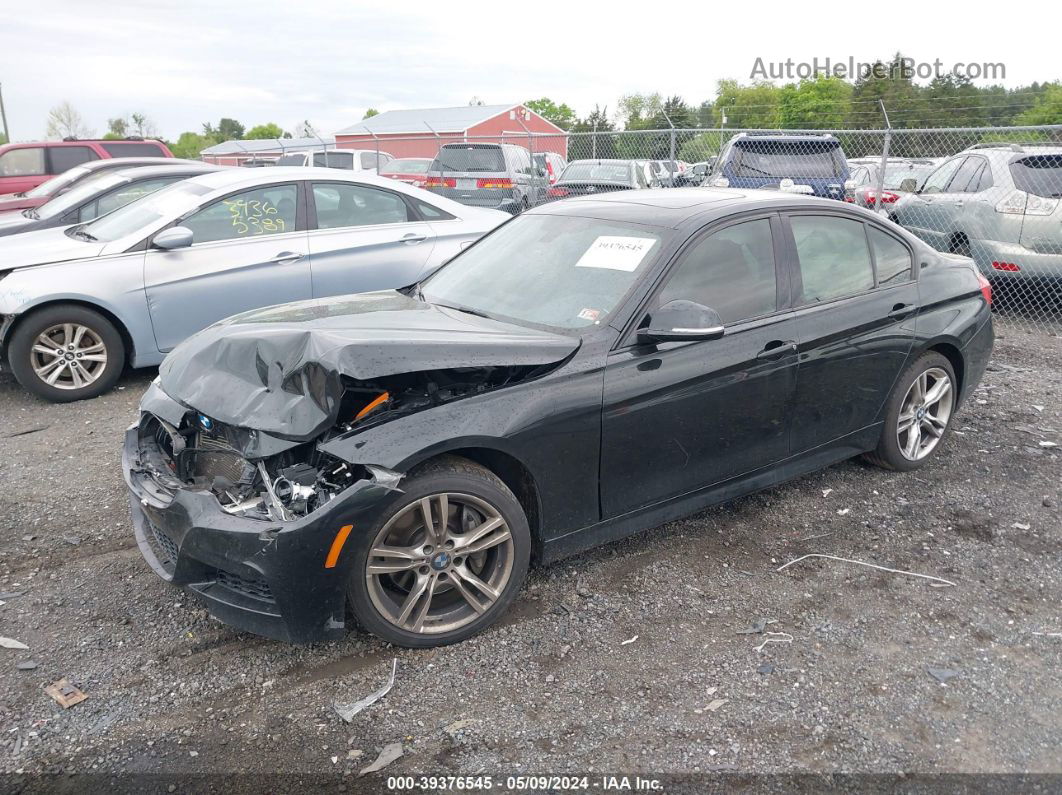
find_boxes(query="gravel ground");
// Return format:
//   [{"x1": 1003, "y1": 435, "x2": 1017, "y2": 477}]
[{"x1": 0, "y1": 323, "x2": 1059, "y2": 790}]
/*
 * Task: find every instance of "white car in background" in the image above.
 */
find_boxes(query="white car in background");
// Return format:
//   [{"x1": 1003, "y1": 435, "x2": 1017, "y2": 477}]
[
  {"x1": 0, "y1": 167, "x2": 508, "y2": 402},
  {"x1": 274, "y1": 149, "x2": 394, "y2": 174}
]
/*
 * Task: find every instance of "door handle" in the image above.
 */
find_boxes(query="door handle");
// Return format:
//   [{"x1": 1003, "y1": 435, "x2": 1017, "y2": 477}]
[
  {"x1": 954, "y1": 200, "x2": 964, "y2": 207},
  {"x1": 755, "y1": 340, "x2": 798, "y2": 360},
  {"x1": 401, "y1": 233, "x2": 428, "y2": 245},
  {"x1": 270, "y1": 251, "x2": 304, "y2": 264},
  {"x1": 888, "y1": 302, "x2": 918, "y2": 319}
]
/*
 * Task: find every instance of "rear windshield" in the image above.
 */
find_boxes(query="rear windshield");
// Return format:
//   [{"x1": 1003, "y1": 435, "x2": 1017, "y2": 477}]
[
  {"x1": 732, "y1": 141, "x2": 845, "y2": 178},
  {"x1": 560, "y1": 163, "x2": 631, "y2": 183},
  {"x1": 383, "y1": 158, "x2": 430, "y2": 174},
  {"x1": 275, "y1": 154, "x2": 307, "y2": 166},
  {"x1": 431, "y1": 146, "x2": 505, "y2": 173},
  {"x1": 313, "y1": 151, "x2": 354, "y2": 169},
  {"x1": 1010, "y1": 155, "x2": 1062, "y2": 198}
]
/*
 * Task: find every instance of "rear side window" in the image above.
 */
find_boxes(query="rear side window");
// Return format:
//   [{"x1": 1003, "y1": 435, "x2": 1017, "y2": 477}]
[
  {"x1": 868, "y1": 227, "x2": 912, "y2": 285},
  {"x1": 659, "y1": 218, "x2": 778, "y2": 323},
  {"x1": 49, "y1": 146, "x2": 98, "y2": 173},
  {"x1": 312, "y1": 183, "x2": 411, "y2": 228},
  {"x1": 101, "y1": 142, "x2": 166, "y2": 157},
  {"x1": 920, "y1": 158, "x2": 963, "y2": 194},
  {"x1": 0, "y1": 147, "x2": 45, "y2": 176},
  {"x1": 1010, "y1": 155, "x2": 1062, "y2": 198},
  {"x1": 791, "y1": 215, "x2": 874, "y2": 303},
  {"x1": 431, "y1": 145, "x2": 506, "y2": 172},
  {"x1": 412, "y1": 198, "x2": 455, "y2": 220}
]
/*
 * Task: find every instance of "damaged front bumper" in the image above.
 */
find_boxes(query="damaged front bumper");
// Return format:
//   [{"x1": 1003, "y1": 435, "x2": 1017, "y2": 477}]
[{"x1": 123, "y1": 410, "x2": 400, "y2": 644}]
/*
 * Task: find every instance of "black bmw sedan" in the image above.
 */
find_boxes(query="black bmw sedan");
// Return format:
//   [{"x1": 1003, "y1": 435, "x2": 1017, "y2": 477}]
[{"x1": 123, "y1": 188, "x2": 994, "y2": 647}]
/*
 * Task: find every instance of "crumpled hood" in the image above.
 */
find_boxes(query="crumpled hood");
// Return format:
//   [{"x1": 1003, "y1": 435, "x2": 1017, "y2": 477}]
[
  {"x1": 158, "y1": 290, "x2": 579, "y2": 441},
  {"x1": 0, "y1": 225, "x2": 105, "y2": 269}
]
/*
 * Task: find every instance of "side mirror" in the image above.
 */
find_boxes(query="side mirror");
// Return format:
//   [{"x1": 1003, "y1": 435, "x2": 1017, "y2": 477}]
[
  {"x1": 153, "y1": 226, "x2": 193, "y2": 250},
  {"x1": 639, "y1": 300, "x2": 725, "y2": 343},
  {"x1": 899, "y1": 178, "x2": 917, "y2": 193}
]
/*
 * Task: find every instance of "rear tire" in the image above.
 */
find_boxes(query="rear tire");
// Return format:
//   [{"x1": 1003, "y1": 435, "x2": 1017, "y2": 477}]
[
  {"x1": 347, "y1": 456, "x2": 531, "y2": 648},
  {"x1": 864, "y1": 352, "x2": 957, "y2": 472},
  {"x1": 8, "y1": 304, "x2": 126, "y2": 403}
]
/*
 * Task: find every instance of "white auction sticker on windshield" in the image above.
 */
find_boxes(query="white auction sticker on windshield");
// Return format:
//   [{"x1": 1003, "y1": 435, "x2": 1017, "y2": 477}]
[{"x1": 575, "y1": 236, "x2": 657, "y2": 272}]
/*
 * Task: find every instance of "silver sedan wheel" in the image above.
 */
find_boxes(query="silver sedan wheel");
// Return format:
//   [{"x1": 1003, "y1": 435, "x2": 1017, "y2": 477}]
[
  {"x1": 366, "y1": 492, "x2": 515, "y2": 635},
  {"x1": 30, "y1": 323, "x2": 109, "y2": 391},
  {"x1": 897, "y1": 367, "x2": 954, "y2": 461}
]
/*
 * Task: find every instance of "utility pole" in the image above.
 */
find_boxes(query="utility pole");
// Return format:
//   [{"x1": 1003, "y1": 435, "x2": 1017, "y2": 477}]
[
  {"x1": 874, "y1": 101, "x2": 892, "y2": 215},
  {"x1": 0, "y1": 83, "x2": 10, "y2": 143}
]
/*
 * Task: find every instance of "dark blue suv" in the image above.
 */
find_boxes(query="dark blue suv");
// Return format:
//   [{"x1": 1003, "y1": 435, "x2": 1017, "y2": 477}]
[{"x1": 708, "y1": 133, "x2": 849, "y2": 200}]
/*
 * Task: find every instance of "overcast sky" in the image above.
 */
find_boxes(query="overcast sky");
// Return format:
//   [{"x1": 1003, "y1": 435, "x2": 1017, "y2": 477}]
[{"x1": 1, "y1": 1, "x2": 1057, "y2": 141}]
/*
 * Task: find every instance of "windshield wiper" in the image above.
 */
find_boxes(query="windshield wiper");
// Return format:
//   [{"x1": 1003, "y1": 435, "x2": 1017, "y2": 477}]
[
  {"x1": 432, "y1": 300, "x2": 491, "y2": 319},
  {"x1": 68, "y1": 226, "x2": 98, "y2": 242},
  {"x1": 22, "y1": 207, "x2": 39, "y2": 220}
]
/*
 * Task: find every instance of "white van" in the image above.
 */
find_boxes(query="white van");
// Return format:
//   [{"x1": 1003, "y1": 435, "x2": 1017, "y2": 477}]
[{"x1": 273, "y1": 149, "x2": 394, "y2": 174}]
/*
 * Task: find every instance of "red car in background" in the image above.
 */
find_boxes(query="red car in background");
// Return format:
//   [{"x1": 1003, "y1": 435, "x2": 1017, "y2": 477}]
[
  {"x1": 0, "y1": 156, "x2": 191, "y2": 215},
  {"x1": 0, "y1": 138, "x2": 173, "y2": 196},
  {"x1": 379, "y1": 157, "x2": 433, "y2": 187}
]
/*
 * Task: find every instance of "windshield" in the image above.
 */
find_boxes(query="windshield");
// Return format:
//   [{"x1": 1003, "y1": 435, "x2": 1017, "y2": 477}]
[
  {"x1": 36, "y1": 173, "x2": 127, "y2": 220},
  {"x1": 882, "y1": 162, "x2": 937, "y2": 189},
  {"x1": 24, "y1": 166, "x2": 91, "y2": 198},
  {"x1": 275, "y1": 154, "x2": 308, "y2": 166},
  {"x1": 431, "y1": 146, "x2": 505, "y2": 173},
  {"x1": 733, "y1": 142, "x2": 845, "y2": 178},
  {"x1": 422, "y1": 214, "x2": 664, "y2": 331},
  {"x1": 1010, "y1": 155, "x2": 1062, "y2": 198},
  {"x1": 559, "y1": 163, "x2": 631, "y2": 183},
  {"x1": 384, "y1": 158, "x2": 430, "y2": 174},
  {"x1": 81, "y1": 180, "x2": 212, "y2": 242}
]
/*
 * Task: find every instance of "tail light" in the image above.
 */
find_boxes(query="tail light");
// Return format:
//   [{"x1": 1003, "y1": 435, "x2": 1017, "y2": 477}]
[
  {"x1": 994, "y1": 189, "x2": 1058, "y2": 216},
  {"x1": 546, "y1": 186, "x2": 569, "y2": 198},
  {"x1": 991, "y1": 261, "x2": 1021, "y2": 272},
  {"x1": 976, "y1": 271, "x2": 993, "y2": 305},
  {"x1": 477, "y1": 178, "x2": 513, "y2": 189},
  {"x1": 864, "y1": 190, "x2": 900, "y2": 205},
  {"x1": 424, "y1": 177, "x2": 456, "y2": 188}
]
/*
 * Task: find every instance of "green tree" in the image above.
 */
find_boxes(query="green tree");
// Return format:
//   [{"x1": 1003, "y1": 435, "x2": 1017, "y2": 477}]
[
  {"x1": 246, "y1": 122, "x2": 286, "y2": 140},
  {"x1": 363, "y1": 108, "x2": 379, "y2": 119},
  {"x1": 778, "y1": 76, "x2": 853, "y2": 129},
  {"x1": 105, "y1": 116, "x2": 128, "y2": 139},
  {"x1": 568, "y1": 105, "x2": 616, "y2": 159},
  {"x1": 204, "y1": 118, "x2": 245, "y2": 142},
  {"x1": 714, "y1": 80, "x2": 782, "y2": 128},
  {"x1": 524, "y1": 98, "x2": 577, "y2": 130},
  {"x1": 170, "y1": 131, "x2": 215, "y2": 159},
  {"x1": 1016, "y1": 83, "x2": 1062, "y2": 125}
]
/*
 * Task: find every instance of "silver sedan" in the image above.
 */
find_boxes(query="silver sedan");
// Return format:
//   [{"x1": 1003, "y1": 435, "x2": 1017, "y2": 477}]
[{"x1": 0, "y1": 167, "x2": 509, "y2": 401}]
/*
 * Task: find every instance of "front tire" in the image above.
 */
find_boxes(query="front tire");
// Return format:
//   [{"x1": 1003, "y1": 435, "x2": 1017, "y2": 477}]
[
  {"x1": 864, "y1": 352, "x2": 957, "y2": 471},
  {"x1": 8, "y1": 304, "x2": 126, "y2": 402},
  {"x1": 347, "y1": 456, "x2": 531, "y2": 648}
]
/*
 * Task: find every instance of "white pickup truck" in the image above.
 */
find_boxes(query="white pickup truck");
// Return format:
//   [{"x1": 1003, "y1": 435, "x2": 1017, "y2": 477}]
[{"x1": 274, "y1": 149, "x2": 394, "y2": 174}]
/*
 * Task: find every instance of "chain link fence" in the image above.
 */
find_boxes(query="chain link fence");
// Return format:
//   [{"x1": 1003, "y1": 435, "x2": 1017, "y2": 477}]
[{"x1": 271, "y1": 123, "x2": 1062, "y2": 334}]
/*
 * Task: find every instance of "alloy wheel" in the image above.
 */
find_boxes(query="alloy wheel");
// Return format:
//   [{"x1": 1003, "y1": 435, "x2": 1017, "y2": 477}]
[
  {"x1": 30, "y1": 323, "x2": 109, "y2": 391},
  {"x1": 896, "y1": 367, "x2": 954, "y2": 461},
  {"x1": 365, "y1": 492, "x2": 515, "y2": 635}
]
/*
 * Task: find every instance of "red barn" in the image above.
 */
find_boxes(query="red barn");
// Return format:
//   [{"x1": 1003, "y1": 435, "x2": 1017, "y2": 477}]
[{"x1": 334, "y1": 104, "x2": 567, "y2": 160}]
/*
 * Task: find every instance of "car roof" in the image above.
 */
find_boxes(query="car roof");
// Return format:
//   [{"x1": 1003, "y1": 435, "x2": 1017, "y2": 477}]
[
  {"x1": 566, "y1": 159, "x2": 635, "y2": 166},
  {"x1": 109, "y1": 163, "x2": 223, "y2": 179},
  {"x1": 528, "y1": 188, "x2": 884, "y2": 229},
  {"x1": 78, "y1": 157, "x2": 195, "y2": 171}
]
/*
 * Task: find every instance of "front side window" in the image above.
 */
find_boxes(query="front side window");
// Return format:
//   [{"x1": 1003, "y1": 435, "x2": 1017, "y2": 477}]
[
  {"x1": 920, "y1": 158, "x2": 963, "y2": 194},
  {"x1": 658, "y1": 218, "x2": 778, "y2": 324},
  {"x1": 312, "y1": 183, "x2": 411, "y2": 229},
  {"x1": 182, "y1": 184, "x2": 298, "y2": 244},
  {"x1": 0, "y1": 147, "x2": 45, "y2": 177},
  {"x1": 868, "y1": 227, "x2": 912, "y2": 285},
  {"x1": 791, "y1": 215, "x2": 874, "y2": 303},
  {"x1": 423, "y1": 214, "x2": 665, "y2": 331}
]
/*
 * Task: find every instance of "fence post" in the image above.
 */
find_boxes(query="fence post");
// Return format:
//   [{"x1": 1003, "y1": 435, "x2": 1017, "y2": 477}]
[
  {"x1": 875, "y1": 101, "x2": 892, "y2": 215},
  {"x1": 592, "y1": 121, "x2": 597, "y2": 159},
  {"x1": 661, "y1": 111, "x2": 676, "y2": 186}
]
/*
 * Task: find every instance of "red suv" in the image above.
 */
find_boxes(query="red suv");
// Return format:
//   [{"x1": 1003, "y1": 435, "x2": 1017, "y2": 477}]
[{"x1": 0, "y1": 138, "x2": 174, "y2": 196}]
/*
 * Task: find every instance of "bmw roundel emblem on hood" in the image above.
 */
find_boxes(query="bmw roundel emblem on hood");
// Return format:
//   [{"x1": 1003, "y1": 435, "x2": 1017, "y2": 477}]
[{"x1": 198, "y1": 414, "x2": 214, "y2": 432}]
